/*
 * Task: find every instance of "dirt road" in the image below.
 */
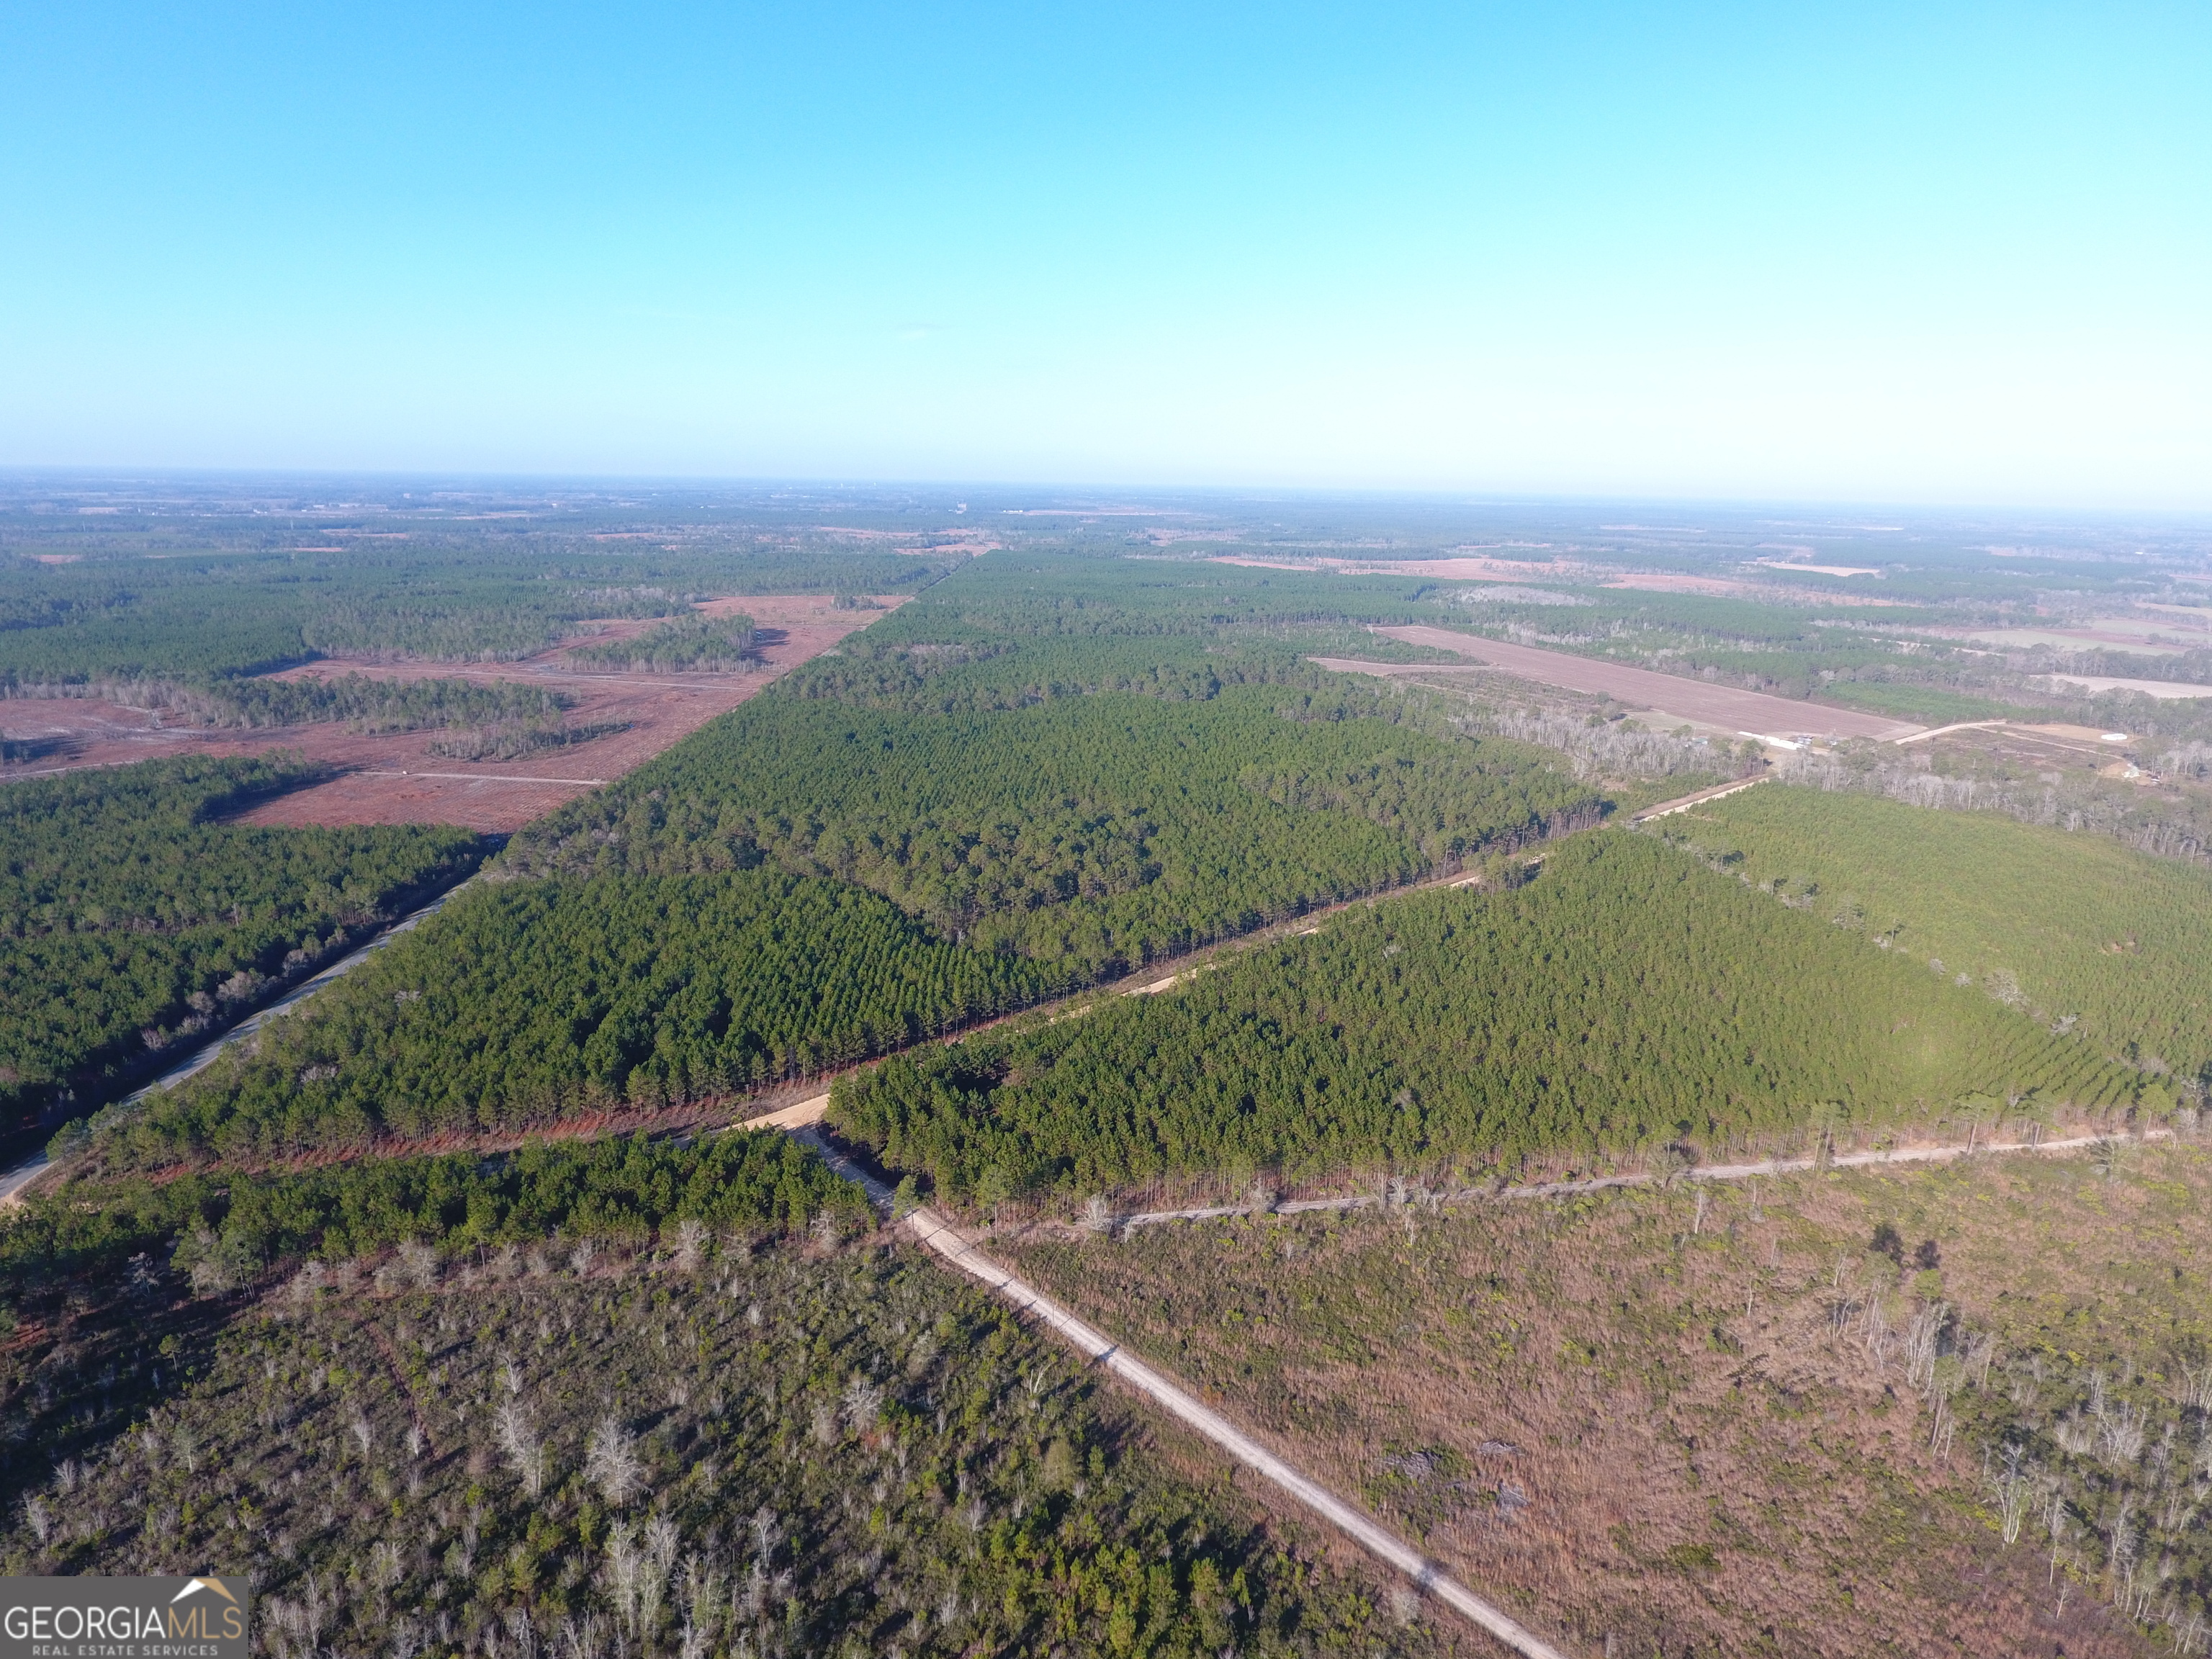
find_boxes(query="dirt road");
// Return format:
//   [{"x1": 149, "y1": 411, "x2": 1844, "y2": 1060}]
[
  {"x1": 1107, "y1": 1125, "x2": 2178, "y2": 1232},
  {"x1": 1348, "y1": 625, "x2": 1925, "y2": 740},
  {"x1": 1628, "y1": 774, "x2": 1768, "y2": 822},
  {"x1": 0, "y1": 872, "x2": 482, "y2": 1208},
  {"x1": 793, "y1": 1128, "x2": 1568, "y2": 1659}
]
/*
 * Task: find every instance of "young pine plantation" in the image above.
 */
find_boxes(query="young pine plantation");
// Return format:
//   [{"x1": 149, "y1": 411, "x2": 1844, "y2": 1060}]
[
  {"x1": 100, "y1": 871, "x2": 1062, "y2": 1172},
  {"x1": 89, "y1": 555, "x2": 1619, "y2": 1173},
  {"x1": 832, "y1": 830, "x2": 2162, "y2": 1212},
  {"x1": 1664, "y1": 785, "x2": 2212, "y2": 1088},
  {"x1": 507, "y1": 554, "x2": 1606, "y2": 976}
]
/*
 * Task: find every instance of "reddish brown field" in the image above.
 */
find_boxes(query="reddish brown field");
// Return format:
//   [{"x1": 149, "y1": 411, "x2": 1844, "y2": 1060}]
[
  {"x1": 1352, "y1": 625, "x2": 1925, "y2": 740},
  {"x1": 0, "y1": 595, "x2": 896, "y2": 830}
]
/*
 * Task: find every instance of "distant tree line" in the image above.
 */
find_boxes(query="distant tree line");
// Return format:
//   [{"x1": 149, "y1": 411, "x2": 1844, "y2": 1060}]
[{"x1": 0, "y1": 543, "x2": 945, "y2": 685}]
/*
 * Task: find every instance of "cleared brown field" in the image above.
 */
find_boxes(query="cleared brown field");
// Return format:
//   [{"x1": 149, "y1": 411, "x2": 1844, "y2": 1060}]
[
  {"x1": 1352, "y1": 625, "x2": 1925, "y2": 740},
  {"x1": 0, "y1": 595, "x2": 896, "y2": 830},
  {"x1": 994, "y1": 1141, "x2": 2212, "y2": 1658}
]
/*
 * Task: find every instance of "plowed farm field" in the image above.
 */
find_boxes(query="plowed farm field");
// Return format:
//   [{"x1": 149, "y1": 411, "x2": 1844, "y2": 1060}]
[
  {"x1": 1346, "y1": 625, "x2": 1925, "y2": 740},
  {"x1": 0, "y1": 595, "x2": 898, "y2": 831}
]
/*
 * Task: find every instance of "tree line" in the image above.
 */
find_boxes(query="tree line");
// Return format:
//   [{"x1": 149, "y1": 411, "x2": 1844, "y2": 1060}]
[
  {"x1": 0, "y1": 755, "x2": 488, "y2": 1128},
  {"x1": 0, "y1": 542, "x2": 945, "y2": 686},
  {"x1": 566, "y1": 612, "x2": 759, "y2": 672},
  {"x1": 176, "y1": 671, "x2": 573, "y2": 730},
  {"x1": 100, "y1": 869, "x2": 1064, "y2": 1170},
  {"x1": 0, "y1": 1131, "x2": 863, "y2": 1301}
]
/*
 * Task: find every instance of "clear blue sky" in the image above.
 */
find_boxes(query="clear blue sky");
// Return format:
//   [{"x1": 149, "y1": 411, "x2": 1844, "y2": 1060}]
[{"x1": 2, "y1": 2, "x2": 2206, "y2": 503}]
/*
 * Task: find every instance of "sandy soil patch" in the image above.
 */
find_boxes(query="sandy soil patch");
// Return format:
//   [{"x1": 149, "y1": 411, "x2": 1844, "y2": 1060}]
[
  {"x1": 1606, "y1": 570, "x2": 1912, "y2": 608},
  {"x1": 1755, "y1": 558, "x2": 1881, "y2": 577},
  {"x1": 1599, "y1": 570, "x2": 1759, "y2": 596},
  {"x1": 0, "y1": 595, "x2": 900, "y2": 831},
  {"x1": 1314, "y1": 658, "x2": 1748, "y2": 747},
  {"x1": 801, "y1": 526, "x2": 1000, "y2": 554},
  {"x1": 230, "y1": 772, "x2": 603, "y2": 832},
  {"x1": 1329, "y1": 557, "x2": 1586, "y2": 583},
  {"x1": 1350, "y1": 626, "x2": 1925, "y2": 740}
]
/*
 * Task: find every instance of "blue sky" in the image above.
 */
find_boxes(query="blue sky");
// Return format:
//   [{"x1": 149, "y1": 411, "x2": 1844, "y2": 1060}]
[{"x1": 2, "y1": 1, "x2": 2206, "y2": 503}]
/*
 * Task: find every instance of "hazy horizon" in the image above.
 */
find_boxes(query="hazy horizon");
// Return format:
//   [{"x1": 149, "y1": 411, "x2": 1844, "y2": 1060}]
[
  {"x1": 6, "y1": 469, "x2": 2212, "y2": 531},
  {"x1": 4, "y1": 3, "x2": 2207, "y2": 508}
]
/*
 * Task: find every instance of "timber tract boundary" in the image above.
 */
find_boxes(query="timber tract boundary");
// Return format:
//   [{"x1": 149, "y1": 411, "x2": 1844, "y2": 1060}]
[{"x1": 766, "y1": 1111, "x2": 2191, "y2": 1655}]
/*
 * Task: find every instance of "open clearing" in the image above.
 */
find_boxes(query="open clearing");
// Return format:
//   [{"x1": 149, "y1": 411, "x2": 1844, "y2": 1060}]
[
  {"x1": 993, "y1": 1141, "x2": 2212, "y2": 1657},
  {"x1": 1331, "y1": 625, "x2": 1925, "y2": 739},
  {"x1": 0, "y1": 595, "x2": 896, "y2": 830}
]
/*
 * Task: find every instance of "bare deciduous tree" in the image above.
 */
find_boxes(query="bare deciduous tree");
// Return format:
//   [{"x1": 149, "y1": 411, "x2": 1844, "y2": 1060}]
[
  {"x1": 1992, "y1": 1445, "x2": 2031, "y2": 1545},
  {"x1": 585, "y1": 1413, "x2": 644, "y2": 1507},
  {"x1": 604, "y1": 1521, "x2": 643, "y2": 1639},
  {"x1": 670, "y1": 1218, "x2": 708, "y2": 1273},
  {"x1": 679, "y1": 1555, "x2": 722, "y2": 1657},
  {"x1": 841, "y1": 1375, "x2": 883, "y2": 1431},
  {"x1": 639, "y1": 1514, "x2": 679, "y2": 1646},
  {"x1": 397, "y1": 1238, "x2": 439, "y2": 1290},
  {"x1": 495, "y1": 1398, "x2": 547, "y2": 1498},
  {"x1": 554, "y1": 1611, "x2": 605, "y2": 1659}
]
